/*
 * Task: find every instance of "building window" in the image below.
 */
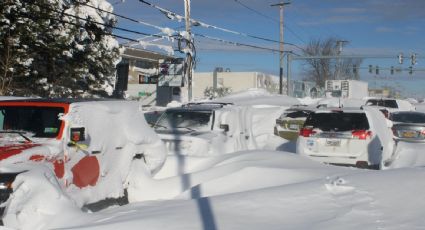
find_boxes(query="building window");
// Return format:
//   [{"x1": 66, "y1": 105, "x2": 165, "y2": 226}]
[
  {"x1": 139, "y1": 75, "x2": 159, "y2": 84},
  {"x1": 135, "y1": 60, "x2": 156, "y2": 69}
]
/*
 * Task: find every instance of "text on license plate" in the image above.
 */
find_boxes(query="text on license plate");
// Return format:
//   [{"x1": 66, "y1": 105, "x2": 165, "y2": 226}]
[
  {"x1": 401, "y1": 131, "x2": 417, "y2": 138},
  {"x1": 289, "y1": 124, "x2": 299, "y2": 130},
  {"x1": 326, "y1": 139, "x2": 341, "y2": 146}
]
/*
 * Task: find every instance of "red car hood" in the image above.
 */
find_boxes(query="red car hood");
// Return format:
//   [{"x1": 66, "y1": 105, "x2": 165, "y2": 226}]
[{"x1": 0, "y1": 143, "x2": 41, "y2": 161}]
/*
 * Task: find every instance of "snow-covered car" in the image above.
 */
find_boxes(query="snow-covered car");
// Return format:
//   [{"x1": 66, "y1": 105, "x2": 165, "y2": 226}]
[
  {"x1": 0, "y1": 99, "x2": 166, "y2": 222},
  {"x1": 274, "y1": 106, "x2": 314, "y2": 141},
  {"x1": 296, "y1": 107, "x2": 394, "y2": 169},
  {"x1": 389, "y1": 111, "x2": 425, "y2": 142},
  {"x1": 365, "y1": 98, "x2": 416, "y2": 112},
  {"x1": 154, "y1": 102, "x2": 285, "y2": 156},
  {"x1": 153, "y1": 103, "x2": 231, "y2": 156}
]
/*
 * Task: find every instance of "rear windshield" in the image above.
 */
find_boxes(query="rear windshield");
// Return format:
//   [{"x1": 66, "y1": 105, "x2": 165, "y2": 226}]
[
  {"x1": 366, "y1": 99, "x2": 398, "y2": 108},
  {"x1": 390, "y1": 112, "x2": 425, "y2": 123},
  {"x1": 285, "y1": 110, "x2": 311, "y2": 119},
  {"x1": 304, "y1": 112, "x2": 369, "y2": 131}
]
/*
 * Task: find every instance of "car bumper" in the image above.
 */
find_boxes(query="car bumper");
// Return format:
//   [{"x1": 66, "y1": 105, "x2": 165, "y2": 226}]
[{"x1": 297, "y1": 137, "x2": 379, "y2": 168}]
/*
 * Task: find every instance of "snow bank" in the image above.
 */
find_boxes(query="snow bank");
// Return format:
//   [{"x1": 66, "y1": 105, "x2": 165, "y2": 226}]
[
  {"x1": 387, "y1": 142, "x2": 425, "y2": 168},
  {"x1": 213, "y1": 88, "x2": 300, "y2": 107},
  {"x1": 2, "y1": 166, "x2": 82, "y2": 230},
  {"x1": 49, "y1": 150, "x2": 425, "y2": 230}
]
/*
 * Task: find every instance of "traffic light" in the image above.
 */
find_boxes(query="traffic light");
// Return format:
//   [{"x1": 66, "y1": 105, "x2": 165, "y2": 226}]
[
  {"x1": 409, "y1": 66, "x2": 413, "y2": 75},
  {"x1": 375, "y1": 65, "x2": 379, "y2": 75},
  {"x1": 368, "y1": 65, "x2": 373, "y2": 73},
  {"x1": 411, "y1": 53, "x2": 417, "y2": 65},
  {"x1": 398, "y1": 53, "x2": 403, "y2": 64},
  {"x1": 390, "y1": 66, "x2": 394, "y2": 75},
  {"x1": 353, "y1": 64, "x2": 357, "y2": 74}
]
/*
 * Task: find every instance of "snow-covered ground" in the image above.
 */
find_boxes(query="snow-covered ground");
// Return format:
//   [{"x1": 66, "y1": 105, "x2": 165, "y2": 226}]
[
  {"x1": 32, "y1": 150, "x2": 425, "y2": 230},
  {"x1": 2, "y1": 90, "x2": 425, "y2": 230}
]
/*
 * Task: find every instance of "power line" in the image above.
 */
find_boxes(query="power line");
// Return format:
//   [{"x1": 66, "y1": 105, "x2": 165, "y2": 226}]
[
  {"x1": 70, "y1": 0, "x2": 178, "y2": 36},
  {"x1": 233, "y1": 0, "x2": 306, "y2": 44},
  {"x1": 194, "y1": 33, "x2": 282, "y2": 53},
  {"x1": 234, "y1": 0, "x2": 278, "y2": 23},
  {"x1": 23, "y1": 0, "x2": 305, "y2": 61},
  {"x1": 138, "y1": 0, "x2": 304, "y2": 50}
]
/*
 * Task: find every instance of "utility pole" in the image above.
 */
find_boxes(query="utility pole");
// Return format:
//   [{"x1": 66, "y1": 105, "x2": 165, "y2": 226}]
[
  {"x1": 184, "y1": 0, "x2": 193, "y2": 101},
  {"x1": 335, "y1": 40, "x2": 348, "y2": 80},
  {"x1": 271, "y1": 2, "x2": 290, "y2": 95}
]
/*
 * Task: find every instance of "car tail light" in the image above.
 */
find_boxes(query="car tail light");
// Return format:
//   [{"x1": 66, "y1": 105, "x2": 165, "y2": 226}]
[
  {"x1": 299, "y1": 128, "x2": 316, "y2": 137},
  {"x1": 352, "y1": 130, "x2": 372, "y2": 140}
]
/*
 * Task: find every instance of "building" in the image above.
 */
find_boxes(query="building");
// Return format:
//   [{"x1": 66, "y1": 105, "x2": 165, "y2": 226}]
[
  {"x1": 120, "y1": 47, "x2": 183, "y2": 106},
  {"x1": 291, "y1": 80, "x2": 322, "y2": 98},
  {"x1": 192, "y1": 70, "x2": 282, "y2": 100}
]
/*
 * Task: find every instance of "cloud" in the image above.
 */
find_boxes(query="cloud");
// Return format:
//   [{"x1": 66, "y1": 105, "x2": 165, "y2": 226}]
[{"x1": 375, "y1": 26, "x2": 396, "y2": 33}]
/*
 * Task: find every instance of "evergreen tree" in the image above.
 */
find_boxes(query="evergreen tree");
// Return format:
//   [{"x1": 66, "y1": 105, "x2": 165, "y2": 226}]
[{"x1": 0, "y1": 0, "x2": 121, "y2": 97}]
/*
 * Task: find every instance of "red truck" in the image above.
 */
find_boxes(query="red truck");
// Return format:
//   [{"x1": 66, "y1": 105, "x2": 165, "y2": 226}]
[{"x1": 0, "y1": 99, "x2": 166, "y2": 223}]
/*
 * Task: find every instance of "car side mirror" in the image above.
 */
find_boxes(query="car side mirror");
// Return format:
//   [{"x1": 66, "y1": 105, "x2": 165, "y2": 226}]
[
  {"x1": 70, "y1": 127, "x2": 85, "y2": 142},
  {"x1": 220, "y1": 124, "x2": 229, "y2": 132}
]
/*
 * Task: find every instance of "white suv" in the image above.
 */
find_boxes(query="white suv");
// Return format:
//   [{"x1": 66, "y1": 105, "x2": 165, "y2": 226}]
[{"x1": 296, "y1": 107, "x2": 394, "y2": 169}]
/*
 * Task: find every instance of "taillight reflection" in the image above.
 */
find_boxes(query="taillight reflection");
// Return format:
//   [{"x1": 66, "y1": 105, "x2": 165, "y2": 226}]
[
  {"x1": 352, "y1": 130, "x2": 372, "y2": 140},
  {"x1": 299, "y1": 128, "x2": 316, "y2": 137}
]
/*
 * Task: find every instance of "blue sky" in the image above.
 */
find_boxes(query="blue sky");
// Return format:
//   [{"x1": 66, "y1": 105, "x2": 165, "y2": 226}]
[{"x1": 113, "y1": 0, "x2": 425, "y2": 98}]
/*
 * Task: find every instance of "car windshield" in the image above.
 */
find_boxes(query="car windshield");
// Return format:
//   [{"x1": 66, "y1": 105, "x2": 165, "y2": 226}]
[
  {"x1": 0, "y1": 106, "x2": 64, "y2": 138},
  {"x1": 391, "y1": 112, "x2": 425, "y2": 123},
  {"x1": 304, "y1": 112, "x2": 369, "y2": 132},
  {"x1": 154, "y1": 110, "x2": 212, "y2": 131},
  {"x1": 366, "y1": 99, "x2": 398, "y2": 108}
]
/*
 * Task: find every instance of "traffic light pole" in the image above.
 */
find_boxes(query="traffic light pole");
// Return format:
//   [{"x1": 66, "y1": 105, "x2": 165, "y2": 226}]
[{"x1": 286, "y1": 54, "x2": 419, "y2": 88}]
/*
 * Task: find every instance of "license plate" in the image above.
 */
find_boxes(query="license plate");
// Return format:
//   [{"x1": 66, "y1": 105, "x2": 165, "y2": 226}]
[
  {"x1": 401, "y1": 131, "x2": 417, "y2": 138},
  {"x1": 326, "y1": 139, "x2": 341, "y2": 147},
  {"x1": 289, "y1": 124, "x2": 299, "y2": 130}
]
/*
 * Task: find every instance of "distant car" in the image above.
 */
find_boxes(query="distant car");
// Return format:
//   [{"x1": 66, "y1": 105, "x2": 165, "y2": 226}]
[
  {"x1": 274, "y1": 106, "x2": 313, "y2": 141},
  {"x1": 389, "y1": 111, "x2": 425, "y2": 142},
  {"x1": 143, "y1": 109, "x2": 165, "y2": 127},
  {"x1": 296, "y1": 107, "x2": 394, "y2": 169},
  {"x1": 365, "y1": 98, "x2": 415, "y2": 112}
]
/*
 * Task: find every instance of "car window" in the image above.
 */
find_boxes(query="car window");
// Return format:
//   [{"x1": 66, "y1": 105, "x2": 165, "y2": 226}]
[
  {"x1": 0, "y1": 106, "x2": 64, "y2": 138},
  {"x1": 366, "y1": 99, "x2": 398, "y2": 108},
  {"x1": 391, "y1": 113, "x2": 425, "y2": 123},
  {"x1": 155, "y1": 110, "x2": 212, "y2": 131},
  {"x1": 304, "y1": 112, "x2": 369, "y2": 131}
]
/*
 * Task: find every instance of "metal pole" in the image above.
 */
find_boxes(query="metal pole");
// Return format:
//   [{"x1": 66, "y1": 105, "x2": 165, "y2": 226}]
[
  {"x1": 184, "y1": 0, "x2": 193, "y2": 101},
  {"x1": 271, "y1": 2, "x2": 290, "y2": 95},
  {"x1": 287, "y1": 52, "x2": 292, "y2": 96}
]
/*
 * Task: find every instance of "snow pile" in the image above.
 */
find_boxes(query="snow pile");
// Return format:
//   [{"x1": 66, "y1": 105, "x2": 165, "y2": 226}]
[
  {"x1": 387, "y1": 142, "x2": 425, "y2": 168},
  {"x1": 61, "y1": 101, "x2": 166, "y2": 205},
  {"x1": 2, "y1": 166, "x2": 82, "y2": 230},
  {"x1": 46, "y1": 150, "x2": 425, "y2": 230},
  {"x1": 213, "y1": 88, "x2": 300, "y2": 106}
]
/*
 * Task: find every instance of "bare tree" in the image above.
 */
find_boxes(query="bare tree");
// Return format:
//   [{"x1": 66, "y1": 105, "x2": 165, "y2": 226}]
[{"x1": 303, "y1": 37, "x2": 362, "y2": 87}]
